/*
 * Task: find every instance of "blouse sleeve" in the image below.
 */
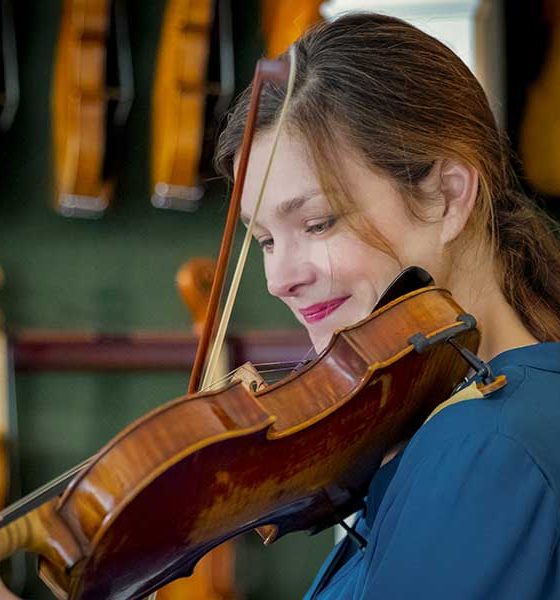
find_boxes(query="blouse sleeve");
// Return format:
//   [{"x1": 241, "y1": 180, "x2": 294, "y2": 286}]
[{"x1": 356, "y1": 432, "x2": 559, "y2": 600}]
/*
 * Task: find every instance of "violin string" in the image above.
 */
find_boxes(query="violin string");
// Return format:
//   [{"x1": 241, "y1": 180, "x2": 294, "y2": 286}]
[
  {"x1": 203, "y1": 367, "x2": 285, "y2": 391},
  {"x1": 193, "y1": 357, "x2": 304, "y2": 391},
  {"x1": 200, "y1": 358, "x2": 310, "y2": 391},
  {"x1": 200, "y1": 47, "x2": 298, "y2": 392},
  {"x1": 0, "y1": 458, "x2": 90, "y2": 525}
]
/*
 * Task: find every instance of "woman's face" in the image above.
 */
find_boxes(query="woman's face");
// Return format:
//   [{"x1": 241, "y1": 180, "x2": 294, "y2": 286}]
[{"x1": 238, "y1": 131, "x2": 447, "y2": 352}]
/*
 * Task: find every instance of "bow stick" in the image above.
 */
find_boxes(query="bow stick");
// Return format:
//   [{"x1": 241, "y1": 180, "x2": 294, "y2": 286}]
[{"x1": 188, "y1": 47, "x2": 296, "y2": 393}]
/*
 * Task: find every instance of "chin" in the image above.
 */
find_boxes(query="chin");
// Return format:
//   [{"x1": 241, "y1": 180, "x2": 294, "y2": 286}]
[{"x1": 309, "y1": 328, "x2": 338, "y2": 354}]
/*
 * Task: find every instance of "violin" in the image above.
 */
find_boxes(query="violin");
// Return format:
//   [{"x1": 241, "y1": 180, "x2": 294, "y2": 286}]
[
  {"x1": 519, "y1": 0, "x2": 560, "y2": 196},
  {"x1": 51, "y1": 0, "x2": 133, "y2": 218},
  {"x1": 0, "y1": 0, "x2": 18, "y2": 132},
  {"x1": 0, "y1": 269, "x2": 489, "y2": 600},
  {"x1": 0, "y1": 268, "x2": 25, "y2": 597},
  {"x1": 0, "y1": 54, "x2": 505, "y2": 599},
  {"x1": 261, "y1": 0, "x2": 323, "y2": 58},
  {"x1": 151, "y1": 0, "x2": 234, "y2": 211}
]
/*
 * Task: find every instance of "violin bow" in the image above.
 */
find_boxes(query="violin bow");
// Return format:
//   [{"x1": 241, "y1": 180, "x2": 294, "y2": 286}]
[{"x1": 188, "y1": 47, "x2": 296, "y2": 394}]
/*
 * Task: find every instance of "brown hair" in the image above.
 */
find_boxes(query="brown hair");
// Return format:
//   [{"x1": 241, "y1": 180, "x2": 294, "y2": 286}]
[{"x1": 215, "y1": 12, "x2": 560, "y2": 342}]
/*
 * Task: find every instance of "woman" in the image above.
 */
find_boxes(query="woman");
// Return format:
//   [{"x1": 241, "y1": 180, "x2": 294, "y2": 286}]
[{"x1": 215, "y1": 12, "x2": 560, "y2": 600}]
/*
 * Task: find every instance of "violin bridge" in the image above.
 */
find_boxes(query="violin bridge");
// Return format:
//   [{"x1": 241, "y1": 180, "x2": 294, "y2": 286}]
[{"x1": 230, "y1": 362, "x2": 267, "y2": 393}]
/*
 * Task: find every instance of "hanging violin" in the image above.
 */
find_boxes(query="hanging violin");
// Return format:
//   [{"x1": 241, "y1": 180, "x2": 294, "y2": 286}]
[
  {"x1": 0, "y1": 268, "x2": 25, "y2": 597},
  {"x1": 261, "y1": 0, "x2": 323, "y2": 58},
  {"x1": 151, "y1": 0, "x2": 234, "y2": 211},
  {"x1": 0, "y1": 0, "x2": 19, "y2": 132},
  {"x1": 0, "y1": 52, "x2": 505, "y2": 600},
  {"x1": 51, "y1": 0, "x2": 133, "y2": 218}
]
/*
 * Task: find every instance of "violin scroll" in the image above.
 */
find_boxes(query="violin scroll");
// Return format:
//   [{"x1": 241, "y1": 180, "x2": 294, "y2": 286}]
[{"x1": 176, "y1": 258, "x2": 216, "y2": 334}]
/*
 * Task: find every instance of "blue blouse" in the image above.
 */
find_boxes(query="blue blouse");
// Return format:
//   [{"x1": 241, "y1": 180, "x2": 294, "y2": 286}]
[{"x1": 304, "y1": 342, "x2": 560, "y2": 599}]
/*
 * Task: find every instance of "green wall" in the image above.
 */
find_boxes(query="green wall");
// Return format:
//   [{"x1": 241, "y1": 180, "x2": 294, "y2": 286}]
[{"x1": 0, "y1": 1, "x2": 331, "y2": 597}]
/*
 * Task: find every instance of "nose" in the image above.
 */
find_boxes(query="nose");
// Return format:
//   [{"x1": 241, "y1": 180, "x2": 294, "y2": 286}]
[{"x1": 266, "y1": 251, "x2": 317, "y2": 298}]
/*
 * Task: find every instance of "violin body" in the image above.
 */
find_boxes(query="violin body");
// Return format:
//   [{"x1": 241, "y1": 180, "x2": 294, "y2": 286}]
[
  {"x1": 262, "y1": 0, "x2": 323, "y2": 58},
  {"x1": 519, "y1": 0, "x2": 560, "y2": 196},
  {"x1": 151, "y1": 0, "x2": 214, "y2": 210},
  {"x1": 23, "y1": 285, "x2": 478, "y2": 599},
  {"x1": 52, "y1": 0, "x2": 111, "y2": 215},
  {"x1": 52, "y1": 0, "x2": 133, "y2": 217}
]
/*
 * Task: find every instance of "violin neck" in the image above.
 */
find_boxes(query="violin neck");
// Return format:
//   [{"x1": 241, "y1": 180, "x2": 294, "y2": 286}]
[
  {"x1": 0, "y1": 501, "x2": 49, "y2": 560},
  {"x1": 0, "y1": 496, "x2": 81, "y2": 574}
]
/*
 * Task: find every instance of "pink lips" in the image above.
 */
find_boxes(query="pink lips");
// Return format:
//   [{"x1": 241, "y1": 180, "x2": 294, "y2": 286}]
[{"x1": 299, "y1": 297, "x2": 351, "y2": 323}]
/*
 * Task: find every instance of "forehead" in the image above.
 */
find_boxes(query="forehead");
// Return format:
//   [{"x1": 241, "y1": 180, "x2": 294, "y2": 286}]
[
  {"x1": 238, "y1": 130, "x2": 321, "y2": 216},
  {"x1": 236, "y1": 128, "x2": 404, "y2": 231}
]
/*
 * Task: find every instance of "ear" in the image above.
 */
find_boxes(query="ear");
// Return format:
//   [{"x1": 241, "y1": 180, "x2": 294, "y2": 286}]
[{"x1": 424, "y1": 159, "x2": 479, "y2": 245}]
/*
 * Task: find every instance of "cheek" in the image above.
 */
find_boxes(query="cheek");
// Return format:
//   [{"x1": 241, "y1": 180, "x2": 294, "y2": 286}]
[{"x1": 329, "y1": 236, "x2": 400, "y2": 290}]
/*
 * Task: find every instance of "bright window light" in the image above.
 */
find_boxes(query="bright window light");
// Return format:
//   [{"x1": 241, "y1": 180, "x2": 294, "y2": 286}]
[{"x1": 321, "y1": 0, "x2": 479, "y2": 72}]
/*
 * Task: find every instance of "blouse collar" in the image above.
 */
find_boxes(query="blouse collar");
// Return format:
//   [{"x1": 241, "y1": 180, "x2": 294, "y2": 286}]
[{"x1": 488, "y1": 342, "x2": 560, "y2": 374}]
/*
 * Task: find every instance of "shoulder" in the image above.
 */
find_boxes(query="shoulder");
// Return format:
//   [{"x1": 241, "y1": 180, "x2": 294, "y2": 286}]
[
  {"x1": 402, "y1": 349, "x2": 560, "y2": 487},
  {"x1": 372, "y1": 348, "x2": 560, "y2": 516},
  {"x1": 354, "y1": 347, "x2": 560, "y2": 597},
  {"x1": 359, "y1": 414, "x2": 560, "y2": 599},
  {"x1": 371, "y1": 416, "x2": 560, "y2": 555},
  {"x1": 365, "y1": 343, "x2": 560, "y2": 541},
  {"x1": 360, "y1": 415, "x2": 560, "y2": 598}
]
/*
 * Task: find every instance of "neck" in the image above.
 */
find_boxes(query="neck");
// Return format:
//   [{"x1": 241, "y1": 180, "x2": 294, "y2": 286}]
[{"x1": 446, "y1": 246, "x2": 539, "y2": 363}]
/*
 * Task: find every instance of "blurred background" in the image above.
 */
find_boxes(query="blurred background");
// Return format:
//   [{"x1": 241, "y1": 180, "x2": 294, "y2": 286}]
[{"x1": 0, "y1": 0, "x2": 557, "y2": 597}]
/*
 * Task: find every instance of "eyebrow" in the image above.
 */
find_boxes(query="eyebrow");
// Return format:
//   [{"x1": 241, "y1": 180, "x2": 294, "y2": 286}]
[{"x1": 240, "y1": 190, "x2": 323, "y2": 227}]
